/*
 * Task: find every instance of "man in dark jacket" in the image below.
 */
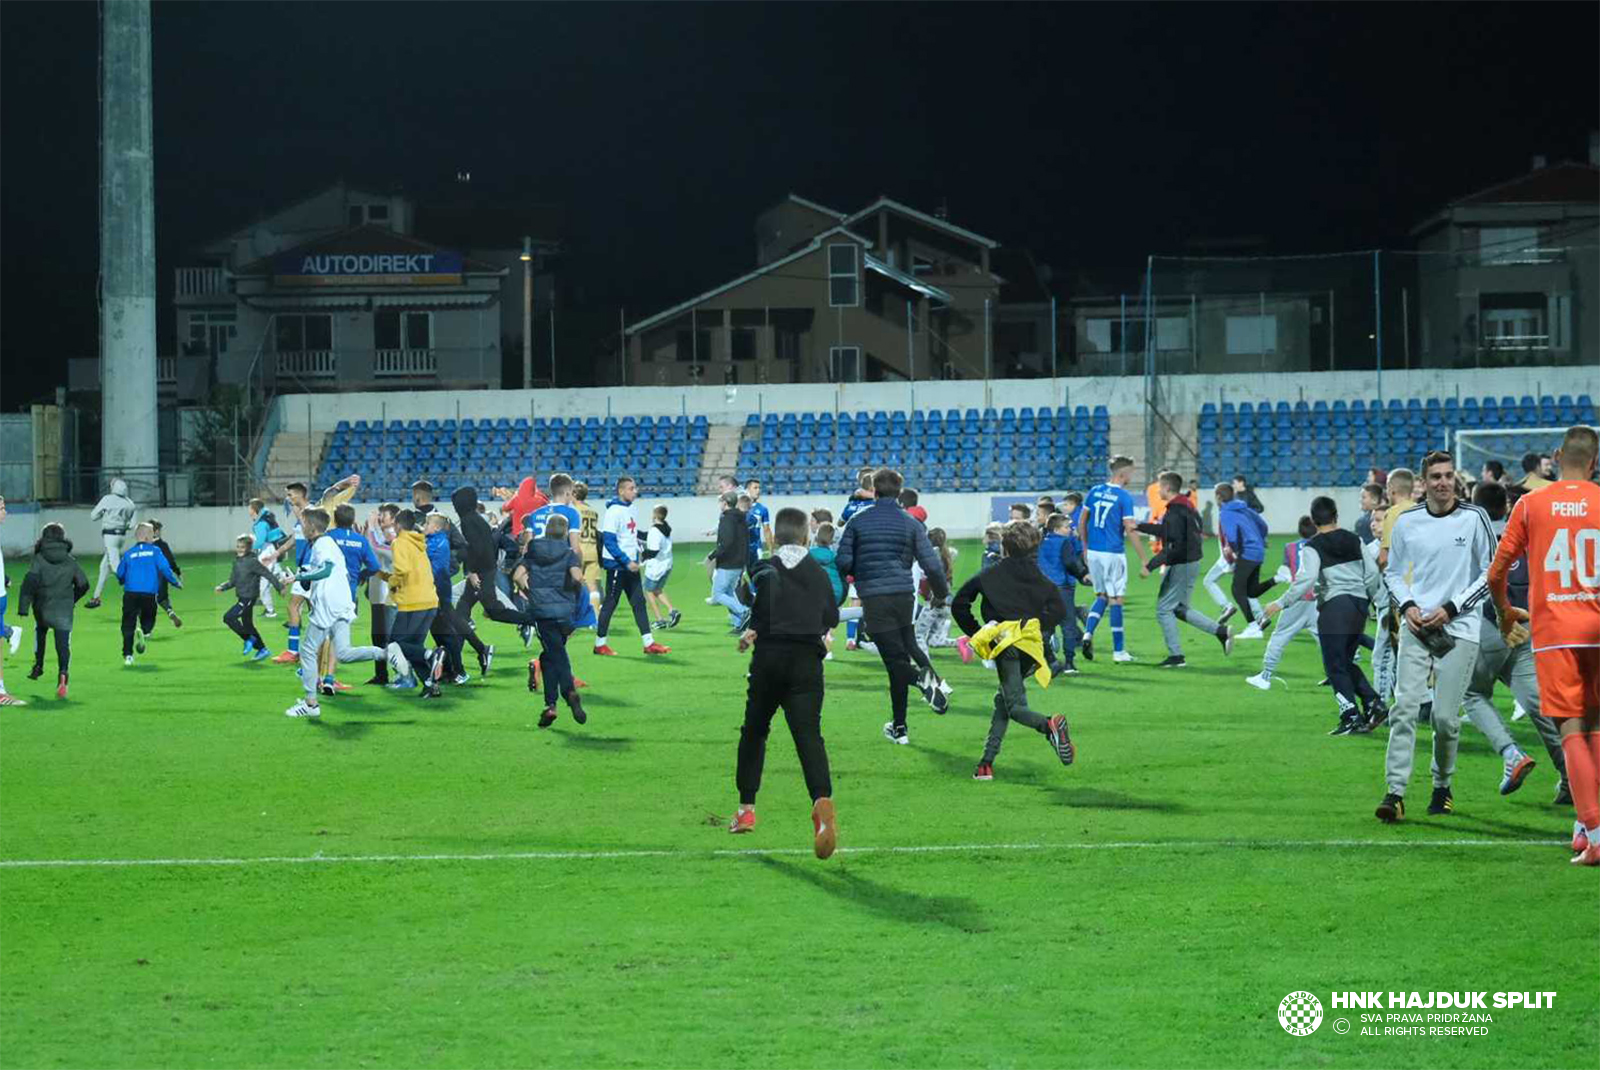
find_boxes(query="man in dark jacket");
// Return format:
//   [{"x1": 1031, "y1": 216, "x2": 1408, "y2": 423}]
[
  {"x1": 708, "y1": 491, "x2": 750, "y2": 630},
  {"x1": 1138, "y1": 471, "x2": 1233, "y2": 667},
  {"x1": 18, "y1": 524, "x2": 89, "y2": 697},
  {"x1": 727, "y1": 507, "x2": 841, "y2": 859},
  {"x1": 514, "y1": 512, "x2": 588, "y2": 729},
  {"x1": 834, "y1": 468, "x2": 952, "y2": 742},
  {"x1": 446, "y1": 486, "x2": 499, "y2": 676}
]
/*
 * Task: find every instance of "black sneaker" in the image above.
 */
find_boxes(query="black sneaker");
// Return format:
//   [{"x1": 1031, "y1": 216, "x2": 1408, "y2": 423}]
[
  {"x1": 537, "y1": 706, "x2": 558, "y2": 729},
  {"x1": 85, "y1": 598, "x2": 102, "y2": 609},
  {"x1": 518, "y1": 624, "x2": 533, "y2": 648},
  {"x1": 1359, "y1": 704, "x2": 1389, "y2": 733},
  {"x1": 1218, "y1": 604, "x2": 1238, "y2": 626},
  {"x1": 1217, "y1": 629, "x2": 1234, "y2": 655},
  {"x1": 1554, "y1": 782, "x2": 1573, "y2": 806},
  {"x1": 1081, "y1": 636, "x2": 1094, "y2": 661},
  {"x1": 1427, "y1": 786, "x2": 1454, "y2": 815},
  {"x1": 566, "y1": 689, "x2": 587, "y2": 725},
  {"x1": 478, "y1": 644, "x2": 494, "y2": 677},
  {"x1": 1329, "y1": 713, "x2": 1362, "y2": 736},
  {"x1": 1375, "y1": 793, "x2": 1405, "y2": 822},
  {"x1": 1419, "y1": 701, "x2": 1433, "y2": 726},
  {"x1": 1157, "y1": 655, "x2": 1186, "y2": 668},
  {"x1": 27, "y1": 665, "x2": 44, "y2": 681},
  {"x1": 667, "y1": 609, "x2": 682, "y2": 628},
  {"x1": 1045, "y1": 714, "x2": 1075, "y2": 766}
]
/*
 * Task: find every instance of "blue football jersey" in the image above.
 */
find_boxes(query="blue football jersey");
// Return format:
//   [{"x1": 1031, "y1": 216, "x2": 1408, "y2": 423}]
[
  {"x1": 527, "y1": 503, "x2": 581, "y2": 541},
  {"x1": 1083, "y1": 483, "x2": 1135, "y2": 553}
]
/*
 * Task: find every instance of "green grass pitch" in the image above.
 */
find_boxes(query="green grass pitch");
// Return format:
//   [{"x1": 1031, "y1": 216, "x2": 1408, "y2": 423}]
[{"x1": 1, "y1": 538, "x2": 1593, "y2": 1069}]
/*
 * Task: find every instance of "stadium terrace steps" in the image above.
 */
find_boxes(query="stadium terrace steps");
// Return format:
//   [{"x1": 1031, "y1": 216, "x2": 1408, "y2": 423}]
[
  {"x1": 264, "y1": 432, "x2": 330, "y2": 491},
  {"x1": 696, "y1": 425, "x2": 744, "y2": 493}
]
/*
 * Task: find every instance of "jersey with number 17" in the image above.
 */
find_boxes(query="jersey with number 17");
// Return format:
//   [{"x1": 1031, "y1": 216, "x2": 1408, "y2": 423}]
[
  {"x1": 1492, "y1": 479, "x2": 1600, "y2": 652},
  {"x1": 1083, "y1": 483, "x2": 1136, "y2": 553}
]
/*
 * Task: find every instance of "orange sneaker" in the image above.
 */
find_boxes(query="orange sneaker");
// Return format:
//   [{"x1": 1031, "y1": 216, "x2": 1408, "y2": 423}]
[
  {"x1": 643, "y1": 642, "x2": 671, "y2": 655},
  {"x1": 728, "y1": 808, "x2": 756, "y2": 834},
  {"x1": 271, "y1": 650, "x2": 298, "y2": 665},
  {"x1": 812, "y1": 798, "x2": 837, "y2": 860},
  {"x1": 527, "y1": 658, "x2": 542, "y2": 693},
  {"x1": 329, "y1": 680, "x2": 352, "y2": 692},
  {"x1": 574, "y1": 677, "x2": 589, "y2": 689},
  {"x1": 593, "y1": 645, "x2": 617, "y2": 657}
]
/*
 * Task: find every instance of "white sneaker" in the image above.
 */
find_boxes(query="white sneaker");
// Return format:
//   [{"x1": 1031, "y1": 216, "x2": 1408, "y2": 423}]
[
  {"x1": 981, "y1": 659, "x2": 996, "y2": 669},
  {"x1": 1245, "y1": 672, "x2": 1273, "y2": 691},
  {"x1": 704, "y1": 596, "x2": 716, "y2": 605},
  {"x1": 6, "y1": 627, "x2": 20, "y2": 655},
  {"x1": 284, "y1": 700, "x2": 321, "y2": 718},
  {"x1": 1511, "y1": 701, "x2": 1527, "y2": 722},
  {"x1": 1112, "y1": 651, "x2": 1135, "y2": 663},
  {"x1": 859, "y1": 641, "x2": 879, "y2": 654},
  {"x1": 124, "y1": 655, "x2": 134, "y2": 666},
  {"x1": 882, "y1": 721, "x2": 909, "y2": 745},
  {"x1": 262, "y1": 610, "x2": 278, "y2": 619},
  {"x1": 1237, "y1": 623, "x2": 1265, "y2": 640},
  {"x1": 134, "y1": 630, "x2": 147, "y2": 654},
  {"x1": 451, "y1": 672, "x2": 470, "y2": 686},
  {"x1": 385, "y1": 642, "x2": 406, "y2": 682},
  {"x1": 824, "y1": 651, "x2": 834, "y2": 661}
]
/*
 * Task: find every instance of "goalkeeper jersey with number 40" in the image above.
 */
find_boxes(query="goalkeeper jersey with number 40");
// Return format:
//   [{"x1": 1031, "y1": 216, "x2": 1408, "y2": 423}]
[{"x1": 1493, "y1": 479, "x2": 1600, "y2": 653}]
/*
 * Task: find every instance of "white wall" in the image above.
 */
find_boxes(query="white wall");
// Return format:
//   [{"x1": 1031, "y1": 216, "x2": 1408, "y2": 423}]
[
  {"x1": 2, "y1": 486, "x2": 1367, "y2": 557},
  {"x1": 269, "y1": 365, "x2": 1578, "y2": 433}
]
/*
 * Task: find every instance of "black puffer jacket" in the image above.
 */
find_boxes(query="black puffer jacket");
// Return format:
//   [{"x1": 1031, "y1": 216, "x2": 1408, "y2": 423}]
[
  {"x1": 451, "y1": 486, "x2": 498, "y2": 578},
  {"x1": 18, "y1": 533, "x2": 89, "y2": 630},
  {"x1": 521, "y1": 537, "x2": 582, "y2": 622}
]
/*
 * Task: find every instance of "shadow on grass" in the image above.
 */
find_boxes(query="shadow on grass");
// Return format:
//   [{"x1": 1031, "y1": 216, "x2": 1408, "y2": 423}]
[
  {"x1": 310, "y1": 718, "x2": 418, "y2": 741},
  {"x1": 1042, "y1": 786, "x2": 1189, "y2": 813},
  {"x1": 557, "y1": 731, "x2": 632, "y2": 750},
  {"x1": 752, "y1": 856, "x2": 989, "y2": 934},
  {"x1": 572, "y1": 693, "x2": 635, "y2": 708}
]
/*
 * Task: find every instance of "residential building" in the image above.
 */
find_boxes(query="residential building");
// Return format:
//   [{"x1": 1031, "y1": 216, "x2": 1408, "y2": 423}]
[
  {"x1": 1410, "y1": 158, "x2": 1599, "y2": 369},
  {"x1": 626, "y1": 194, "x2": 1050, "y2": 386}
]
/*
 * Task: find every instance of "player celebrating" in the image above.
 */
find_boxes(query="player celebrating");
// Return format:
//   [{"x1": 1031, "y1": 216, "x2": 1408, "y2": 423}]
[
  {"x1": 1488, "y1": 426, "x2": 1600, "y2": 865},
  {"x1": 1078, "y1": 456, "x2": 1149, "y2": 662}
]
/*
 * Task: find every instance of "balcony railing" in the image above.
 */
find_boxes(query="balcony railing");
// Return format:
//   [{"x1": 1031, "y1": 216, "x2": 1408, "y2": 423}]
[
  {"x1": 175, "y1": 267, "x2": 227, "y2": 297},
  {"x1": 1462, "y1": 247, "x2": 1567, "y2": 268},
  {"x1": 276, "y1": 350, "x2": 337, "y2": 379},
  {"x1": 375, "y1": 348, "x2": 438, "y2": 377},
  {"x1": 157, "y1": 356, "x2": 176, "y2": 384}
]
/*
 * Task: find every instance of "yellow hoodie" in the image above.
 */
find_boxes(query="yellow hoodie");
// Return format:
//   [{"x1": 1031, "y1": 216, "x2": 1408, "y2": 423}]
[
  {"x1": 387, "y1": 530, "x2": 439, "y2": 612},
  {"x1": 970, "y1": 618, "x2": 1053, "y2": 688}
]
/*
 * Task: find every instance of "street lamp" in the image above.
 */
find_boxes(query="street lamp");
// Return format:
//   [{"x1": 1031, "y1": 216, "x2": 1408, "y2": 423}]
[{"x1": 521, "y1": 236, "x2": 533, "y2": 389}]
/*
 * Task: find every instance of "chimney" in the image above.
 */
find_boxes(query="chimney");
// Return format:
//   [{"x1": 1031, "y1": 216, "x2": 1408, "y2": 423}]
[
  {"x1": 1531, "y1": 154, "x2": 1547, "y2": 170},
  {"x1": 1590, "y1": 131, "x2": 1599, "y2": 166}
]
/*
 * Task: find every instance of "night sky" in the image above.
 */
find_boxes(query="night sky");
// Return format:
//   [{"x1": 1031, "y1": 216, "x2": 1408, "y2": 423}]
[{"x1": 3, "y1": 2, "x2": 1596, "y2": 406}]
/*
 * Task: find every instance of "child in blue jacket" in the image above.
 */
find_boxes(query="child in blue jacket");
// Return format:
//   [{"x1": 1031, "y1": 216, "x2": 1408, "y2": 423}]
[
  {"x1": 1037, "y1": 512, "x2": 1090, "y2": 673},
  {"x1": 115, "y1": 522, "x2": 181, "y2": 665},
  {"x1": 1217, "y1": 484, "x2": 1275, "y2": 627}
]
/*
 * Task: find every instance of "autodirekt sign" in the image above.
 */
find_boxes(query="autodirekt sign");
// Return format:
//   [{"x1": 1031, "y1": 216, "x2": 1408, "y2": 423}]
[{"x1": 273, "y1": 251, "x2": 464, "y2": 286}]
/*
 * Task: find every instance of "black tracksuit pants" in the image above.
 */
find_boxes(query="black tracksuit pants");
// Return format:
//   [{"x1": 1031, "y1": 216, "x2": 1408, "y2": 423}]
[
  {"x1": 1231, "y1": 558, "x2": 1275, "y2": 620},
  {"x1": 32, "y1": 623, "x2": 71, "y2": 674},
  {"x1": 862, "y1": 593, "x2": 921, "y2": 729},
  {"x1": 121, "y1": 592, "x2": 157, "y2": 656},
  {"x1": 223, "y1": 598, "x2": 265, "y2": 652},
  {"x1": 429, "y1": 588, "x2": 467, "y2": 677},
  {"x1": 598, "y1": 567, "x2": 650, "y2": 641},
  {"x1": 1318, "y1": 594, "x2": 1380, "y2": 717},
  {"x1": 737, "y1": 639, "x2": 832, "y2": 805},
  {"x1": 369, "y1": 602, "x2": 393, "y2": 683}
]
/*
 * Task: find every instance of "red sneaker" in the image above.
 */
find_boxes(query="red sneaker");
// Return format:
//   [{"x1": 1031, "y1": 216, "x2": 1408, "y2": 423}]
[
  {"x1": 812, "y1": 798, "x2": 837, "y2": 860},
  {"x1": 973, "y1": 762, "x2": 994, "y2": 781},
  {"x1": 643, "y1": 642, "x2": 671, "y2": 655},
  {"x1": 271, "y1": 650, "x2": 298, "y2": 665},
  {"x1": 56, "y1": 674, "x2": 69, "y2": 699},
  {"x1": 573, "y1": 676, "x2": 589, "y2": 689},
  {"x1": 728, "y1": 808, "x2": 756, "y2": 834},
  {"x1": 1573, "y1": 842, "x2": 1600, "y2": 866},
  {"x1": 593, "y1": 645, "x2": 617, "y2": 657},
  {"x1": 527, "y1": 658, "x2": 542, "y2": 693},
  {"x1": 329, "y1": 680, "x2": 352, "y2": 693}
]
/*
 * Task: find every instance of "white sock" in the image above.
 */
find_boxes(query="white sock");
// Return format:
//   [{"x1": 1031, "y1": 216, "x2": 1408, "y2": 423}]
[
  {"x1": 642, "y1": 632, "x2": 654, "y2": 646},
  {"x1": 594, "y1": 635, "x2": 607, "y2": 648},
  {"x1": 1500, "y1": 744, "x2": 1522, "y2": 760}
]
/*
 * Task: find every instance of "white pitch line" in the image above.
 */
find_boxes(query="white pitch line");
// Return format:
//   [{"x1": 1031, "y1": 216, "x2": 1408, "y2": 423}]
[{"x1": 0, "y1": 838, "x2": 1567, "y2": 870}]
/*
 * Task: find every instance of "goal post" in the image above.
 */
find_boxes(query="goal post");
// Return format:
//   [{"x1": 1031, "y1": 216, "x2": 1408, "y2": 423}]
[{"x1": 1452, "y1": 426, "x2": 1588, "y2": 479}]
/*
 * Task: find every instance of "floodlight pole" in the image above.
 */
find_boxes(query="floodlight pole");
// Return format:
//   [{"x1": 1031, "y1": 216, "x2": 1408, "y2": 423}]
[{"x1": 521, "y1": 236, "x2": 533, "y2": 388}]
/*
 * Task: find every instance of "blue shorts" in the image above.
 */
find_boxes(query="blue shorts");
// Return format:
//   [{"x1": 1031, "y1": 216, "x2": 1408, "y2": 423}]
[{"x1": 643, "y1": 569, "x2": 671, "y2": 593}]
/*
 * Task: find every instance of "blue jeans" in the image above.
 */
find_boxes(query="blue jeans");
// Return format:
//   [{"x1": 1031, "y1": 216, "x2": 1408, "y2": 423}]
[{"x1": 712, "y1": 567, "x2": 746, "y2": 627}]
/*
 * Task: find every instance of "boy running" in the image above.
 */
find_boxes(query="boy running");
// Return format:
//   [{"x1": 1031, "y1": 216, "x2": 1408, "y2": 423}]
[
  {"x1": 728, "y1": 507, "x2": 840, "y2": 859},
  {"x1": 283, "y1": 509, "x2": 386, "y2": 719},
  {"x1": 951, "y1": 519, "x2": 1076, "y2": 781},
  {"x1": 1079, "y1": 456, "x2": 1149, "y2": 662},
  {"x1": 85, "y1": 477, "x2": 136, "y2": 609},
  {"x1": 514, "y1": 512, "x2": 588, "y2": 728},
  {"x1": 115, "y1": 523, "x2": 181, "y2": 666},
  {"x1": 216, "y1": 534, "x2": 286, "y2": 662},
  {"x1": 17, "y1": 522, "x2": 89, "y2": 699},
  {"x1": 1137, "y1": 472, "x2": 1233, "y2": 668},
  {"x1": 381, "y1": 509, "x2": 444, "y2": 697},
  {"x1": 147, "y1": 519, "x2": 183, "y2": 629}
]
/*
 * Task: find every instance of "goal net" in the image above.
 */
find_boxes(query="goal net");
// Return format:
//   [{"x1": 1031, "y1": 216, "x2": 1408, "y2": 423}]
[{"x1": 1453, "y1": 426, "x2": 1586, "y2": 480}]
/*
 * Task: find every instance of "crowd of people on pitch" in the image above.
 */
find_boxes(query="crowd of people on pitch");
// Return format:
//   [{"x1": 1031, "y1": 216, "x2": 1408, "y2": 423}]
[{"x1": 0, "y1": 429, "x2": 1593, "y2": 866}]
